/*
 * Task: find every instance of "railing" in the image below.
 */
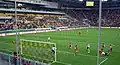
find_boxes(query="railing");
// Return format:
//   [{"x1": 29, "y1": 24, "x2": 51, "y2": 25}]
[
  {"x1": 0, "y1": 8, "x2": 65, "y2": 15},
  {"x1": 7, "y1": 0, "x2": 44, "y2": 5},
  {"x1": 0, "y1": 52, "x2": 50, "y2": 65}
]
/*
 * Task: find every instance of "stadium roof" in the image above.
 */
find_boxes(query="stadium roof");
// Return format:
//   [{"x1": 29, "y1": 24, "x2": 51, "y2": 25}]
[
  {"x1": 2, "y1": 0, "x2": 59, "y2": 8},
  {"x1": 1, "y1": 0, "x2": 120, "y2": 12},
  {"x1": 4, "y1": 0, "x2": 47, "y2": 6},
  {"x1": 58, "y1": 0, "x2": 120, "y2": 9},
  {"x1": 0, "y1": 8, "x2": 65, "y2": 15},
  {"x1": 0, "y1": 0, "x2": 64, "y2": 14}
]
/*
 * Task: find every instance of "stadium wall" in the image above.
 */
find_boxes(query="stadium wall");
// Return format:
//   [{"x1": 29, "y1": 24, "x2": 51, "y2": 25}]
[{"x1": 0, "y1": 27, "x2": 70, "y2": 36}]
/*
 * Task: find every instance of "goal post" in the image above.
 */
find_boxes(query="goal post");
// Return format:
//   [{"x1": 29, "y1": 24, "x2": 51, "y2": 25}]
[{"x1": 19, "y1": 39, "x2": 57, "y2": 63}]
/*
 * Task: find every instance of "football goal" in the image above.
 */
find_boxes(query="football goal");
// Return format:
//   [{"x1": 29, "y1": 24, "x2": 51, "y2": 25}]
[{"x1": 19, "y1": 39, "x2": 56, "y2": 64}]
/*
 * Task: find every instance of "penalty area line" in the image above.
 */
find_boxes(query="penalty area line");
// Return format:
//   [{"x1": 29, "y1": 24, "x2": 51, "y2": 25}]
[
  {"x1": 56, "y1": 61, "x2": 72, "y2": 65},
  {"x1": 99, "y1": 58, "x2": 108, "y2": 65},
  {"x1": 50, "y1": 61, "x2": 72, "y2": 65},
  {"x1": 112, "y1": 44, "x2": 115, "y2": 46},
  {"x1": 57, "y1": 50, "x2": 105, "y2": 58}
]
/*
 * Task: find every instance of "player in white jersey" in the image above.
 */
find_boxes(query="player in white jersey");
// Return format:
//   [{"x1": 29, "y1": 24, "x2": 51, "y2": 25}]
[
  {"x1": 86, "y1": 43, "x2": 90, "y2": 53},
  {"x1": 48, "y1": 37, "x2": 51, "y2": 42},
  {"x1": 86, "y1": 43, "x2": 90, "y2": 49}
]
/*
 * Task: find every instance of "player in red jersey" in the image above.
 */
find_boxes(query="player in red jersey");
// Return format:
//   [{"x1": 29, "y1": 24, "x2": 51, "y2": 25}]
[
  {"x1": 101, "y1": 47, "x2": 104, "y2": 52},
  {"x1": 78, "y1": 31, "x2": 81, "y2": 35},
  {"x1": 99, "y1": 47, "x2": 104, "y2": 56},
  {"x1": 74, "y1": 45, "x2": 79, "y2": 56},
  {"x1": 68, "y1": 43, "x2": 72, "y2": 49},
  {"x1": 102, "y1": 43, "x2": 105, "y2": 48},
  {"x1": 109, "y1": 44, "x2": 112, "y2": 52}
]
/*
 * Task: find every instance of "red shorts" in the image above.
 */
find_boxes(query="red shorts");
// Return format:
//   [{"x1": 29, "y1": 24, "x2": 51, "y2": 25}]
[
  {"x1": 75, "y1": 50, "x2": 78, "y2": 52},
  {"x1": 110, "y1": 48, "x2": 112, "y2": 51},
  {"x1": 69, "y1": 45, "x2": 72, "y2": 48}
]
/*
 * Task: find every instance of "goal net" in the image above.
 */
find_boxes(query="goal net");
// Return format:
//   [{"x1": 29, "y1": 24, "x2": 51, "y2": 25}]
[{"x1": 19, "y1": 39, "x2": 56, "y2": 64}]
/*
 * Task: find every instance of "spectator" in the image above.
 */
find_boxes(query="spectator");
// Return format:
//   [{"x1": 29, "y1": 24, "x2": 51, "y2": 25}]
[{"x1": 13, "y1": 52, "x2": 17, "y2": 65}]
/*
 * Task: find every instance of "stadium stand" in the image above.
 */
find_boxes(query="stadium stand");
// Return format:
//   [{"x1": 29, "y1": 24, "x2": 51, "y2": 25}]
[
  {"x1": 66, "y1": 9, "x2": 120, "y2": 27},
  {"x1": 1, "y1": 9, "x2": 120, "y2": 31},
  {"x1": 0, "y1": 13, "x2": 86, "y2": 31}
]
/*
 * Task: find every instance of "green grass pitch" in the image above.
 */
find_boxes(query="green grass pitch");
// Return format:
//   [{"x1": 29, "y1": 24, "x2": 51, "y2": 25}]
[{"x1": 0, "y1": 28, "x2": 120, "y2": 65}]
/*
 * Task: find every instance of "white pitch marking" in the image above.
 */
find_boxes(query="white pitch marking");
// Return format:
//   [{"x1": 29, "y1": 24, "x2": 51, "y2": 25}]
[
  {"x1": 50, "y1": 61, "x2": 71, "y2": 65},
  {"x1": 57, "y1": 50, "x2": 104, "y2": 58},
  {"x1": 99, "y1": 58, "x2": 108, "y2": 65},
  {"x1": 112, "y1": 44, "x2": 115, "y2": 46},
  {"x1": 56, "y1": 61, "x2": 72, "y2": 65}
]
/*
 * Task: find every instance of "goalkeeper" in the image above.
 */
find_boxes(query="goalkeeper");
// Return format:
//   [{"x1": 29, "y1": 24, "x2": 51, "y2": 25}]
[{"x1": 51, "y1": 45, "x2": 56, "y2": 55}]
